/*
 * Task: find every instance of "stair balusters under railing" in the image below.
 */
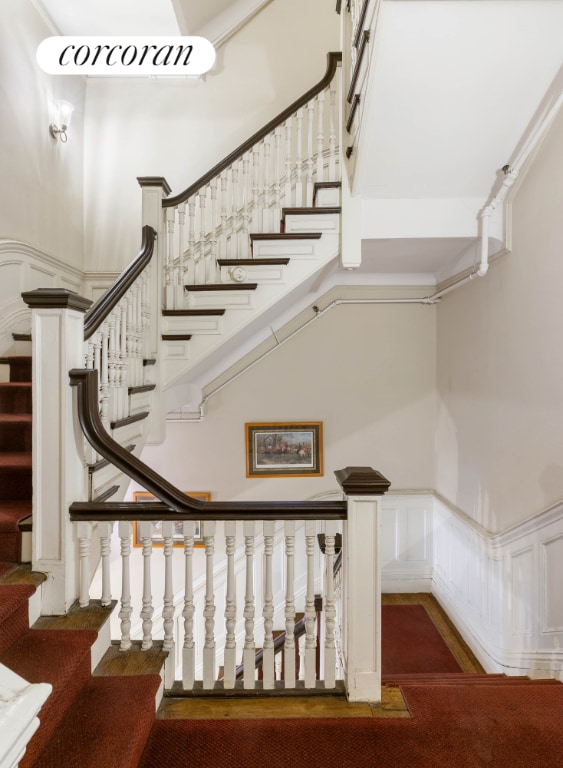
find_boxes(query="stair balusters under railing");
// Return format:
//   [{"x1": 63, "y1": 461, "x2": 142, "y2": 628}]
[
  {"x1": 159, "y1": 52, "x2": 341, "y2": 308},
  {"x1": 83, "y1": 225, "x2": 157, "y2": 434}
]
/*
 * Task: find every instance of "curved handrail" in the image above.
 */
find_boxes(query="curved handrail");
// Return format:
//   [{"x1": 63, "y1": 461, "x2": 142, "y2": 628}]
[
  {"x1": 163, "y1": 51, "x2": 342, "y2": 208},
  {"x1": 83, "y1": 225, "x2": 156, "y2": 340},
  {"x1": 70, "y1": 368, "x2": 205, "y2": 513},
  {"x1": 69, "y1": 367, "x2": 348, "y2": 520}
]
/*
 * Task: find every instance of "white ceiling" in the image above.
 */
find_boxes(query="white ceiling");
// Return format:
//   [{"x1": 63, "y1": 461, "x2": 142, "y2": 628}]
[
  {"x1": 35, "y1": 0, "x2": 562, "y2": 287},
  {"x1": 356, "y1": 0, "x2": 563, "y2": 201}
]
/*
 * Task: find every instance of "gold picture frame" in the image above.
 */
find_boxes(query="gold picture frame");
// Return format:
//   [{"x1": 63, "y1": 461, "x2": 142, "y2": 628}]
[{"x1": 245, "y1": 422, "x2": 323, "y2": 478}]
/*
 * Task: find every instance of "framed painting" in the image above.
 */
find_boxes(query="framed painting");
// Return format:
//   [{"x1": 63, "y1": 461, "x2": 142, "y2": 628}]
[
  {"x1": 245, "y1": 422, "x2": 323, "y2": 478},
  {"x1": 132, "y1": 491, "x2": 210, "y2": 547}
]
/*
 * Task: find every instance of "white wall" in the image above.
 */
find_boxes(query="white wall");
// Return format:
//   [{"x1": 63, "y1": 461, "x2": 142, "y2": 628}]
[
  {"x1": 0, "y1": 0, "x2": 85, "y2": 269},
  {"x1": 139, "y1": 301, "x2": 437, "y2": 500},
  {"x1": 83, "y1": 0, "x2": 339, "y2": 271},
  {"x1": 436, "y1": 108, "x2": 563, "y2": 533}
]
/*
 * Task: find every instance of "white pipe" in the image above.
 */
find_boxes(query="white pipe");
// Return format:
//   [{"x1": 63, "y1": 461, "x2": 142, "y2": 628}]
[{"x1": 477, "y1": 90, "x2": 563, "y2": 278}]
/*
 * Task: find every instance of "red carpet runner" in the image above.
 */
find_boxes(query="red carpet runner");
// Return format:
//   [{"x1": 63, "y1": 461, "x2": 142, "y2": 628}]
[{"x1": 139, "y1": 684, "x2": 563, "y2": 768}]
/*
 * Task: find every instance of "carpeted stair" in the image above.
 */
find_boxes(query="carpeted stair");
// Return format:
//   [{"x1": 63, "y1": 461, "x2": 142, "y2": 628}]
[
  {"x1": 0, "y1": 356, "x2": 33, "y2": 562},
  {"x1": 0, "y1": 576, "x2": 162, "y2": 768}
]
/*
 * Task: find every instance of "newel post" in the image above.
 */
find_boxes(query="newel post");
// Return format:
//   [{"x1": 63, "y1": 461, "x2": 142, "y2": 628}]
[
  {"x1": 335, "y1": 466, "x2": 391, "y2": 702},
  {"x1": 137, "y1": 176, "x2": 171, "y2": 445},
  {"x1": 22, "y1": 289, "x2": 92, "y2": 615}
]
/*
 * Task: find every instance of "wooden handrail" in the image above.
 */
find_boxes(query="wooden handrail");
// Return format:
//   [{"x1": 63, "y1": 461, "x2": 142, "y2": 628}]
[
  {"x1": 69, "y1": 499, "x2": 347, "y2": 522},
  {"x1": 83, "y1": 225, "x2": 156, "y2": 340},
  {"x1": 163, "y1": 52, "x2": 342, "y2": 208},
  {"x1": 69, "y1": 368, "x2": 204, "y2": 513},
  {"x1": 69, "y1": 368, "x2": 347, "y2": 520}
]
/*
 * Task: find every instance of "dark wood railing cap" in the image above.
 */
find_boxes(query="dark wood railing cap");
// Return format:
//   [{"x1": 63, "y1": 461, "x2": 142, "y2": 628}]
[
  {"x1": 137, "y1": 176, "x2": 172, "y2": 196},
  {"x1": 21, "y1": 288, "x2": 92, "y2": 313},
  {"x1": 334, "y1": 466, "x2": 391, "y2": 496}
]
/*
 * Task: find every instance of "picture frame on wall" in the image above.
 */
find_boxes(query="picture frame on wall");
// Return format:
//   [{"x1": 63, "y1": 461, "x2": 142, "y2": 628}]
[
  {"x1": 132, "y1": 491, "x2": 210, "y2": 547},
  {"x1": 245, "y1": 422, "x2": 323, "y2": 478}
]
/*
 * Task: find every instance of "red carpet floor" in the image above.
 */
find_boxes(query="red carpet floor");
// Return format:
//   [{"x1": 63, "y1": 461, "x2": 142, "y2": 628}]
[
  {"x1": 381, "y1": 604, "x2": 462, "y2": 674},
  {"x1": 139, "y1": 684, "x2": 563, "y2": 768}
]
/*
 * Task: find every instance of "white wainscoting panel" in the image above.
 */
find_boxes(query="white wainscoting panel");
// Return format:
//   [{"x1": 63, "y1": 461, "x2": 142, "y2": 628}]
[
  {"x1": 381, "y1": 494, "x2": 433, "y2": 592},
  {"x1": 432, "y1": 495, "x2": 563, "y2": 680}
]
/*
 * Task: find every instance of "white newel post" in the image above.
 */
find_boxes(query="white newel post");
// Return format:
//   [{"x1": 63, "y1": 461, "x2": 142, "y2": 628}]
[
  {"x1": 22, "y1": 289, "x2": 93, "y2": 615},
  {"x1": 335, "y1": 466, "x2": 391, "y2": 702},
  {"x1": 137, "y1": 176, "x2": 171, "y2": 445}
]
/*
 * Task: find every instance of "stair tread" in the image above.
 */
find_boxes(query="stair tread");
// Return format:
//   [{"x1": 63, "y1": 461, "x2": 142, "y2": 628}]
[
  {"x1": 282, "y1": 206, "x2": 341, "y2": 216},
  {"x1": 33, "y1": 675, "x2": 161, "y2": 768},
  {"x1": 162, "y1": 309, "x2": 226, "y2": 316},
  {"x1": 249, "y1": 232, "x2": 322, "y2": 241},
  {"x1": 0, "y1": 584, "x2": 36, "y2": 653},
  {"x1": 217, "y1": 258, "x2": 290, "y2": 266},
  {"x1": 184, "y1": 283, "x2": 258, "y2": 291},
  {"x1": 0, "y1": 413, "x2": 32, "y2": 423},
  {"x1": 0, "y1": 500, "x2": 32, "y2": 531},
  {"x1": 1, "y1": 628, "x2": 97, "y2": 767},
  {"x1": 0, "y1": 452, "x2": 32, "y2": 468}
]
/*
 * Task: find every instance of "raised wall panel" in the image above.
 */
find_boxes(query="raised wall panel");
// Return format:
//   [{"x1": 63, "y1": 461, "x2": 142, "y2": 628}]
[
  {"x1": 510, "y1": 547, "x2": 534, "y2": 635},
  {"x1": 381, "y1": 507, "x2": 398, "y2": 563},
  {"x1": 405, "y1": 506, "x2": 428, "y2": 561},
  {"x1": 542, "y1": 535, "x2": 563, "y2": 632}
]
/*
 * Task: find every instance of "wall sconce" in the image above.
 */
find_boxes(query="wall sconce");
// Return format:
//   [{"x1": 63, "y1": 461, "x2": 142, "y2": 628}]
[{"x1": 49, "y1": 100, "x2": 74, "y2": 143}]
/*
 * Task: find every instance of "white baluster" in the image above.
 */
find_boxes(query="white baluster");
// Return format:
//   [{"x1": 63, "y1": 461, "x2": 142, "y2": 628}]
[
  {"x1": 306, "y1": 100, "x2": 315, "y2": 206},
  {"x1": 107, "y1": 310, "x2": 118, "y2": 423},
  {"x1": 177, "y1": 202, "x2": 186, "y2": 307},
  {"x1": 304, "y1": 519, "x2": 317, "y2": 687},
  {"x1": 118, "y1": 521, "x2": 133, "y2": 651},
  {"x1": 209, "y1": 180, "x2": 218, "y2": 283},
  {"x1": 242, "y1": 153, "x2": 251, "y2": 257},
  {"x1": 219, "y1": 172, "x2": 228, "y2": 261},
  {"x1": 223, "y1": 520, "x2": 237, "y2": 689},
  {"x1": 273, "y1": 128, "x2": 282, "y2": 230},
  {"x1": 100, "y1": 324, "x2": 110, "y2": 431},
  {"x1": 77, "y1": 522, "x2": 92, "y2": 608},
  {"x1": 139, "y1": 521, "x2": 154, "y2": 651},
  {"x1": 187, "y1": 197, "x2": 196, "y2": 287},
  {"x1": 284, "y1": 116, "x2": 293, "y2": 207},
  {"x1": 295, "y1": 107, "x2": 304, "y2": 207},
  {"x1": 203, "y1": 520, "x2": 216, "y2": 687},
  {"x1": 243, "y1": 521, "x2": 256, "y2": 689},
  {"x1": 99, "y1": 521, "x2": 113, "y2": 607},
  {"x1": 262, "y1": 137, "x2": 272, "y2": 232},
  {"x1": 262, "y1": 520, "x2": 275, "y2": 689},
  {"x1": 329, "y1": 82, "x2": 338, "y2": 180},
  {"x1": 197, "y1": 192, "x2": 207, "y2": 285},
  {"x1": 323, "y1": 521, "x2": 338, "y2": 687},
  {"x1": 316, "y1": 90, "x2": 325, "y2": 184},
  {"x1": 165, "y1": 207, "x2": 175, "y2": 308},
  {"x1": 251, "y1": 145, "x2": 260, "y2": 235},
  {"x1": 182, "y1": 520, "x2": 196, "y2": 689},
  {"x1": 162, "y1": 520, "x2": 175, "y2": 652},
  {"x1": 284, "y1": 520, "x2": 296, "y2": 688},
  {"x1": 230, "y1": 163, "x2": 239, "y2": 258}
]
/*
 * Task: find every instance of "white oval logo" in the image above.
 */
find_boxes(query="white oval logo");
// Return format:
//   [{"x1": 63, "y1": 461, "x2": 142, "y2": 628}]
[{"x1": 36, "y1": 36, "x2": 216, "y2": 76}]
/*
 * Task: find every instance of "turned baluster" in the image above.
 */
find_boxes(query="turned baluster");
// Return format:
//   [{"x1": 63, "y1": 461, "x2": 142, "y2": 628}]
[
  {"x1": 98, "y1": 521, "x2": 113, "y2": 608},
  {"x1": 118, "y1": 521, "x2": 133, "y2": 651},
  {"x1": 223, "y1": 520, "x2": 237, "y2": 689},
  {"x1": 182, "y1": 520, "x2": 196, "y2": 689},
  {"x1": 203, "y1": 520, "x2": 216, "y2": 687},
  {"x1": 262, "y1": 520, "x2": 275, "y2": 689},
  {"x1": 162, "y1": 520, "x2": 175, "y2": 652},
  {"x1": 139, "y1": 521, "x2": 154, "y2": 650},
  {"x1": 304, "y1": 519, "x2": 317, "y2": 687},
  {"x1": 284, "y1": 520, "x2": 296, "y2": 688},
  {"x1": 243, "y1": 521, "x2": 256, "y2": 689}
]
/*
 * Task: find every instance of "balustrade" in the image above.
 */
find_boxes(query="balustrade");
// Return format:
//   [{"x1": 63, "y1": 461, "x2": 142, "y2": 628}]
[{"x1": 159, "y1": 54, "x2": 341, "y2": 307}]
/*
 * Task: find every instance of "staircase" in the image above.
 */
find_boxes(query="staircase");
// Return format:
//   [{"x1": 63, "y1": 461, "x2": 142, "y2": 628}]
[{"x1": 0, "y1": 355, "x2": 33, "y2": 564}]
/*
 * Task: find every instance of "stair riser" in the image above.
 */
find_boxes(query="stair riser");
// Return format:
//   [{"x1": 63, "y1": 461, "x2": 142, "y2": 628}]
[
  {"x1": 0, "y1": 471, "x2": 32, "y2": 499},
  {"x1": 0, "y1": 387, "x2": 32, "y2": 413},
  {"x1": 283, "y1": 211, "x2": 340, "y2": 235},
  {"x1": 6, "y1": 360, "x2": 32, "y2": 383},
  {"x1": 0, "y1": 422, "x2": 31, "y2": 452}
]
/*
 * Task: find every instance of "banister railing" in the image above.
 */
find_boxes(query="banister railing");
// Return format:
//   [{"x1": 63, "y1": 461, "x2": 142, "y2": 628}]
[
  {"x1": 158, "y1": 52, "x2": 342, "y2": 308},
  {"x1": 83, "y1": 225, "x2": 156, "y2": 339},
  {"x1": 81, "y1": 226, "x2": 157, "y2": 432}
]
